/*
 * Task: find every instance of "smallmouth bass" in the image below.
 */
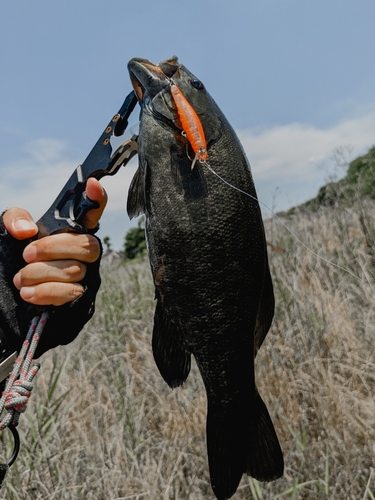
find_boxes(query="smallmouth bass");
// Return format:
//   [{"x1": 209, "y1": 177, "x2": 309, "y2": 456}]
[{"x1": 127, "y1": 56, "x2": 283, "y2": 500}]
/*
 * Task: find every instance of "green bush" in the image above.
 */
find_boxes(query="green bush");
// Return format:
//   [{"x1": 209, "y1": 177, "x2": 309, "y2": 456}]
[{"x1": 123, "y1": 216, "x2": 147, "y2": 259}]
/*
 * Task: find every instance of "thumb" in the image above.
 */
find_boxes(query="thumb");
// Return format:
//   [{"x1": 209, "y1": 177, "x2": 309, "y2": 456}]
[
  {"x1": 3, "y1": 208, "x2": 38, "y2": 240},
  {"x1": 82, "y1": 178, "x2": 108, "y2": 230}
]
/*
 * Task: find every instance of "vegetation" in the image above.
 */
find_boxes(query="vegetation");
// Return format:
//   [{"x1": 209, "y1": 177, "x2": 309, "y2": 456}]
[
  {"x1": 103, "y1": 236, "x2": 112, "y2": 253},
  {"x1": 285, "y1": 145, "x2": 375, "y2": 214},
  {"x1": 1, "y1": 148, "x2": 375, "y2": 498},
  {"x1": 123, "y1": 216, "x2": 147, "y2": 260}
]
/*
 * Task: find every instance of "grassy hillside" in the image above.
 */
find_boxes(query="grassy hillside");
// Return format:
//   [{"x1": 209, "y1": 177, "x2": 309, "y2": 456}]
[
  {"x1": 286, "y1": 145, "x2": 375, "y2": 214},
  {"x1": 1, "y1": 194, "x2": 375, "y2": 498}
]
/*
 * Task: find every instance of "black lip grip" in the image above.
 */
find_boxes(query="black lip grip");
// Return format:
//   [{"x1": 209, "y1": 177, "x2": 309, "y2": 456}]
[{"x1": 36, "y1": 91, "x2": 138, "y2": 238}]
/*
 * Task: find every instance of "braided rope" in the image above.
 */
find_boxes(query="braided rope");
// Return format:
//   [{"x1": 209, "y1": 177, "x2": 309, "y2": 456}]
[{"x1": 0, "y1": 311, "x2": 48, "y2": 430}]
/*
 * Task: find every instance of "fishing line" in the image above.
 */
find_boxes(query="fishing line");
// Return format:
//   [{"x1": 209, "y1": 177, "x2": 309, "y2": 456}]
[
  {"x1": 201, "y1": 160, "x2": 371, "y2": 288},
  {"x1": 167, "y1": 80, "x2": 369, "y2": 286}
]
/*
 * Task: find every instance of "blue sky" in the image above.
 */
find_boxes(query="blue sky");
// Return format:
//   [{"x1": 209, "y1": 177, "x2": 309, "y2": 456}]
[{"x1": 1, "y1": 1, "x2": 375, "y2": 249}]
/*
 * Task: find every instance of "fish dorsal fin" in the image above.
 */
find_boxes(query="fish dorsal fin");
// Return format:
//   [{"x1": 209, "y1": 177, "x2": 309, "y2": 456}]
[{"x1": 127, "y1": 163, "x2": 146, "y2": 219}]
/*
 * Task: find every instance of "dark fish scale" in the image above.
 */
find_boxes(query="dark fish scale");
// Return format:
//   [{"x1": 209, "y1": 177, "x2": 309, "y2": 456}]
[{"x1": 127, "y1": 57, "x2": 283, "y2": 500}]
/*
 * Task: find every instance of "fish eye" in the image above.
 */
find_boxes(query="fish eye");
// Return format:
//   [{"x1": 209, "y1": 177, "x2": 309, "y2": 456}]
[{"x1": 190, "y1": 79, "x2": 204, "y2": 90}]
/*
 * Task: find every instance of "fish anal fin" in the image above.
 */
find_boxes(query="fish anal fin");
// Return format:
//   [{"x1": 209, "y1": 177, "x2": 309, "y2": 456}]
[
  {"x1": 152, "y1": 300, "x2": 191, "y2": 388},
  {"x1": 254, "y1": 264, "x2": 275, "y2": 355}
]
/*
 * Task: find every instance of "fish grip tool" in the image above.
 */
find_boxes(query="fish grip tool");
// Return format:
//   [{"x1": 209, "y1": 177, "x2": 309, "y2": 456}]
[
  {"x1": 0, "y1": 90, "x2": 139, "y2": 486},
  {"x1": 37, "y1": 90, "x2": 139, "y2": 238}
]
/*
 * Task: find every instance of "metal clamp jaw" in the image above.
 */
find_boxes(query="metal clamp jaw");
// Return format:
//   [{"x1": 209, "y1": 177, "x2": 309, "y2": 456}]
[{"x1": 36, "y1": 91, "x2": 139, "y2": 238}]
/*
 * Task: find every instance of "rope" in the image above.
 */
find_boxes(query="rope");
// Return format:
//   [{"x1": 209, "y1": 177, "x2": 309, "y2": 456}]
[{"x1": 0, "y1": 311, "x2": 48, "y2": 430}]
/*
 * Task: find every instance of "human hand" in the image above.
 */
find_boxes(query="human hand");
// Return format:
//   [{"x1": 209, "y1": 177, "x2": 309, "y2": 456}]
[{"x1": 3, "y1": 178, "x2": 107, "y2": 306}]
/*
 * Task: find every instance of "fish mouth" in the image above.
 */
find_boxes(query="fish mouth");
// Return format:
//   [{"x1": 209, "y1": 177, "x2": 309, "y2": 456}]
[{"x1": 127, "y1": 56, "x2": 180, "y2": 103}]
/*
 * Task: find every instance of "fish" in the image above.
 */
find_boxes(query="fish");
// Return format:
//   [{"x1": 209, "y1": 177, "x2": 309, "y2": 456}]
[{"x1": 127, "y1": 56, "x2": 284, "y2": 500}]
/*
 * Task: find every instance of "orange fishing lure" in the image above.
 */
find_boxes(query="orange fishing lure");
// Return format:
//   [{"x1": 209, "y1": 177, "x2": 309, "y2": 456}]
[{"x1": 170, "y1": 84, "x2": 208, "y2": 166}]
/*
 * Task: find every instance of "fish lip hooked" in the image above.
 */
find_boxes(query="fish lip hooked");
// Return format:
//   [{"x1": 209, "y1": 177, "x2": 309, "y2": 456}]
[
  {"x1": 128, "y1": 57, "x2": 186, "y2": 131},
  {"x1": 128, "y1": 58, "x2": 174, "y2": 104},
  {"x1": 129, "y1": 71, "x2": 145, "y2": 103}
]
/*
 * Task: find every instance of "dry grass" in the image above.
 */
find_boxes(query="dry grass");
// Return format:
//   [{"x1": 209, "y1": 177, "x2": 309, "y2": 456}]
[{"x1": 1, "y1": 198, "x2": 375, "y2": 499}]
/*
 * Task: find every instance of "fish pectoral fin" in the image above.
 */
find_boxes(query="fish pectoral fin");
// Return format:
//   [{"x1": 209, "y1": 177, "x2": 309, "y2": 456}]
[
  {"x1": 254, "y1": 264, "x2": 275, "y2": 356},
  {"x1": 127, "y1": 164, "x2": 146, "y2": 219},
  {"x1": 170, "y1": 151, "x2": 208, "y2": 200},
  {"x1": 181, "y1": 160, "x2": 208, "y2": 200},
  {"x1": 152, "y1": 300, "x2": 191, "y2": 388}
]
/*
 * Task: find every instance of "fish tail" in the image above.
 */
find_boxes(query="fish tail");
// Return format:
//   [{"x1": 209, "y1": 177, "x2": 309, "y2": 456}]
[
  {"x1": 244, "y1": 392, "x2": 284, "y2": 481},
  {"x1": 207, "y1": 391, "x2": 283, "y2": 500}
]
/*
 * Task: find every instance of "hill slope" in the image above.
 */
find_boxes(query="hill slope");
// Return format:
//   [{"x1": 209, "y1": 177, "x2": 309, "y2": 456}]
[{"x1": 287, "y1": 145, "x2": 375, "y2": 214}]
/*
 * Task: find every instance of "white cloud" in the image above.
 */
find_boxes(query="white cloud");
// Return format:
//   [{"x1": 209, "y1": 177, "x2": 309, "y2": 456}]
[
  {"x1": 0, "y1": 137, "x2": 138, "y2": 214},
  {"x1": 237, "y1": 107, "x2": 375, "y2": 213},
  {"x1": 0, "y1": 139, "x2": 75, "y2": 213},
  {"x1": 0, "y1": 137, "x2": 139, "y2": 249}
]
